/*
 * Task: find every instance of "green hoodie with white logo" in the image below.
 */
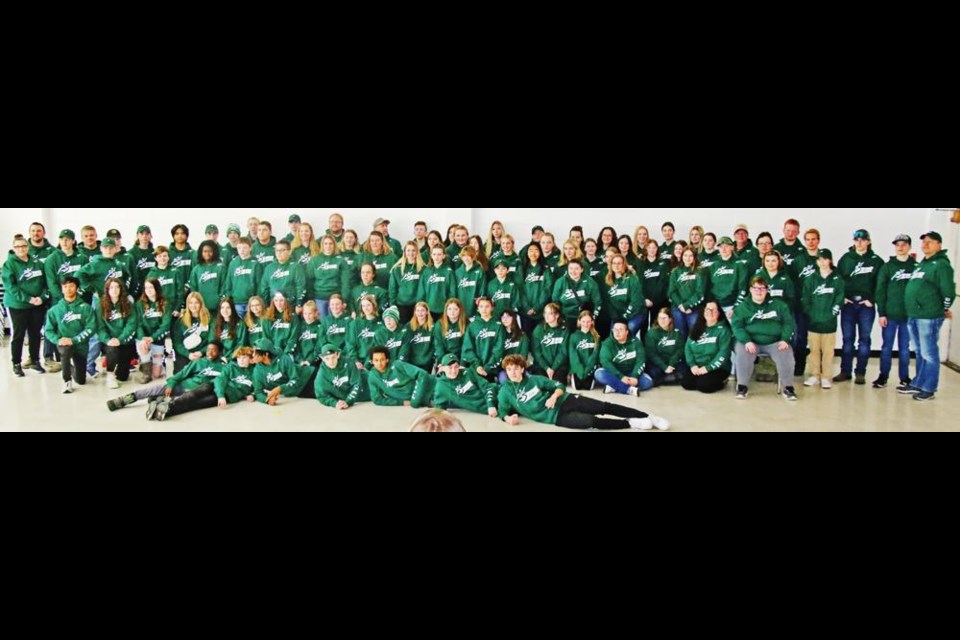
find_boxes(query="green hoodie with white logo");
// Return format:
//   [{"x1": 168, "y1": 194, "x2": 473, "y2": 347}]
[
  {"x1": 837, "y1": 247, "x2": 884, "y2": 302},
  {"x1": 208, "y1": 321, "x2": 248, "y2": 360},
  {"x1": 374, "y1": 324, "x2": 407, "y2": 363},
  {"x1": 434, "y1": 368, "x2": 498, "y2": 414},
  {"x1": 167, "y1": 356, "x2": 225, "y2": 392},
  {"x1": 802, "y1": 270, "x2": 845, "y2": 333},
  {"x1": 368, "y1": 360, "x2": 434, "y2": 408},
  {"x1": 261, "y1": 260, "x2": 306, "y2": 309},
  {"x1": 731, "y1": 296, "x2": 795, "y2": 345},
  {"x1": 599, "y1": 335, "x2": 647, "y2": 378},
  {"x1": 433, "y1": 321, "x2": 467, "y2": 363},
  {"x1": 315, "y1": 360, "x2": 370, "y2": 408},
  {"x1": 875, "y1": 256, "x2": 917, "y2": 321},
  {"x1": 463, "y1": 317, "x2": 505, "y2": 371},
  {"x1": 188, "y1": 262, "x2": 226, "y2": 311},
  {"x1": 684, "y1": 322, "x2": 733, "y2": 373},
  {"x1": 568, "y1": 331, "x2": 601, "y2": 379},
  {"x1": 497, "y1": 375, "x2": 568, "y2": 425},
  {"x1": 644, "y1": 327, "x2": 686, "y2": 372},
  {"x1": 173, "y1": 318, "x2": 210, "y2": 360},
  {"x1": 146, "y1": 266, "x2": 185, "y2": 312},
  {"x1": 136, "y1": 300, "x2": 173, "y2": 343},
  {"x1": 96, "y1": 304, "x2": 137, "y2": 345},
  {"x1": 253, "y1": 354, "x2": 310, "y2": 403},
  {"x1": 487, "y1": 276, "x2": 520, "y2": 318},
  {"x1": 347, "y1": 316, "x2": 382, "y2": 366},
  {"x1": 78, "y1": 256, "x2": 131, "y2": 302},
  {"x1": 706, "y1": 256, "x2": 748, "y2": 308},
  {"x1": 519, "y1": 263, "x2": 554, "y2": 322},
  {"x1": 321, "y1": 312, "x2": 352, "y2": 353},
  {"x1": 603, "y1": 274, "x2": 644, "y2": 322},
  {"x1": 668, "y1": 267, "x2": 706, "y2": 310},
  {"x1": 2, "y1": 254, "x2": 50, "y2": 310},
  {"x1": 388, "y1": 262, "x2": 423, "y2": 308},
  {"x1": 904, "y1": 249, "x2": 955, "y2": 320},
  {"x1": 44, "y1": 297, "x2": 97, "y2": 355},
  {"x1": 214, "y1": 362, "x2": 256, "y2": 404},
  {"x1": 552, "y1": 274, "x2": 602, "y2": 321},
  {"x1": 455, "y1": 263, "x2": 487, "y2": 318},
  {"x1": 291, "y1": 319, "x2": 324, "y2": 365},
  {"x1": 307, "y1": 254, "x2": 345, "y2": 300},
  {"x1": 418, "y1": 263, "x2": 457, "y2": 315},
  {"x1": 400, "y1": 324, "x2": 435, "y2": 370},
  {"x1": 44, "y1": 249, "x2": 88, "y2": 303},
  {"x1": 223, "y1": 257, "x2": 262, "y2": 306},
  {"x1": 532, "y1": 323, "x2": 569, "y2": 372}
]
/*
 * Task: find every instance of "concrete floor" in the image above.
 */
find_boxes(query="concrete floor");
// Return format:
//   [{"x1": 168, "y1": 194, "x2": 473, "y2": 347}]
[{"x1": 1, "y1": 354, "x2": 957, "y2": 432}]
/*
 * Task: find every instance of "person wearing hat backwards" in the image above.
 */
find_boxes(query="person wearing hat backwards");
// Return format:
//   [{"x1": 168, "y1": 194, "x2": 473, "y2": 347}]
[
  {"x1": 731, "y1": 276, "x2": 798, "y2": 401},
  {"x1": 433, "y1": 354, "x2": 499, "y2": 418},
  {"x1": 367, "y1": 345, "x2": 435, "y2": 408},
  {"x1": 283, "y1": 214, "x2": 302, "y2": 245},
  {"x1": 315, "y1": 343, "x2": 371, "y2": 410},
  {"x1": 873, "y1": 234, "x2": 917, "y2": 389},
  {"x1": 127, "y1": 226, "x2": 157, "y2": 300},
  {"x1": 43, "y1": 229, "x2": 86, "y2": 374},
  {"x1": 902, "y1": 231, "x2": 955, "y2": 401},
  {"x1": 801, "y1": 249, "x2": 845, "y2": 390},
  {"x1": 835, "y1": 229, "x2": 885, "y2": 385},
  {"x1": 45, "y1": 276, "x2": 97, "y2": 392},
  {"x1": 487, "y1": 258, "x2": 520, "y2": 319},
  {"x1": 252, "y1": 338, "x2": 313, "y2": 405}
]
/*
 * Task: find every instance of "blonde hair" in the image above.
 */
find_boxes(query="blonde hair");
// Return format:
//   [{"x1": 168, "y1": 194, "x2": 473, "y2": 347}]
[
  {"x1": 393, "y1": 241, "x2": 426, "y2": 274},
  {"x1": 576, "y1": 310, "x2": 601, "y2": 344},
  {"x1": 181, "y1": 292, "x2": 211, "y2": 328},
  {"x1": 244, "y1": 296, "x2": 266, "y2": 329},
  {"x1": 558, "y1": 240, "x2": 585, "y2": 267},
  {"x1": 633, "y1": 226, "x2": 650, "y2": 257},
  {"x1": 360, "y1": 295, "x2": 380, "y2": 318},
  {"x1": 291, "y1": 223, "x2": 323, "y2": 257},
  {"x1": 409, "y1": 302, "x2": 435, "y2": 332},
  {"x1": 362, "y1": 231, "x2": 394, "y2": 256},
  {"x1": 265, "y1": 293, "x2": 293, "y2": 324},
  {"x1": 486, "y1": 221, "x2": 506, "y2": 257},
  {"x1": 302, "y1": 300, "x2": 319, "y2": 316},
  {"x1": 409, "y1": 410, "x2": 466, "y2": 433},
  {"x1": 441, "y1": 298, "x2": 468, "y2": 336}
]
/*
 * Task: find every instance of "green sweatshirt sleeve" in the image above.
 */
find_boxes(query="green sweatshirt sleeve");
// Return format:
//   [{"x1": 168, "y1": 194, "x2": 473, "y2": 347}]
[
  {"x1": 875, "y1": 262, "x2": 891, "y2": 317},
  {"x1": 368, "y1": 372, "x2": 405, "y2": 407},
  {"x1": 119, "y1": 310, "x2": 138, "y2": 344},
  {"x1": 708, "y1": 326, "x2": 733, "y2": 372},
  {"x1": 730, "y1": 306, "x2": 752, "y2": 344},
  {"x1": 630, "y1": 339, "x2": 647, "y2": 378},
  {"x1": 549, "y1": 330, "x2": 569, "y2": 371},
  {"x1": 497, "y1": 384, "x2": 519, "y2": 421},
  {"x1": 590, "y1": 279, "x2": 603, "y2": 319},
  {"x1": 645, "y1": 331, "x2": 669, "y2": 372},
  {"x1": 167, "y1": 359, "x2": 197, "y2": 390},
  {"x1": 938, "y1": 262, "x2": 956, "y2": 312},
  {"x1": 670, "y1": 334, "x2": 686, "y2": 368},
  {"x1": 778, "y1": 301, "x2": 796, "y2": 342}
]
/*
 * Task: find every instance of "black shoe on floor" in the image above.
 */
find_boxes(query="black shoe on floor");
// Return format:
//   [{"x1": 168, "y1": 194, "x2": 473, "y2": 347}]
[
  {"x1": 13, "y1": 364, "x2": 25, "y2": 378},
  {"x1": 783, "y1": 387, "x2": 798, "y2": 401},
  {"x1": 833, "y1": 373, "x2": 852, "y2": 383},
  {"x1": 855, "y1": 374, "x2": 867, "y2": 386},
  {"x1": 30, "y1": 363, "x2": 46, "y2": 374},
  {"x1": 736, "y1": 386, "x2": 749, "y2": 400},
  {"x1": 872, "y1": 377, "x2": 888, "y2": 389},
  {"x1": 914, "y1": 392, "x2": 936, "y2": 402}
]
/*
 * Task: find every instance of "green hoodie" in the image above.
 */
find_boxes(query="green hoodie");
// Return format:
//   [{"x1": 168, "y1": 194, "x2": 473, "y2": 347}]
[
  {"x1": 349, "y1": 283, "x2": 389, "y2": 316},
  {"x1": 136, "y1": 301, "x2": 173, "y2": 343},
  {"x1": 44, "y1": 297, "x2": 97, "y2": 355},
  {"x1": 487, "y1": 276, "x2": 520, "y2": 318},
  {"x1": 321, "y1": 313, "x2": 352, "y2": 352},
  {"x1": 602, "y1": 273, "x2": 644, "y2": 322},
  {"x1": 585, "y1": 256, "x2": 607, "y2": 286},
  {"x1": 497, "y1": 375, "x2": 568, "y2": 425},
  {"x1": 168, "y1": 244, "x2": 195, "y2": 279},
  {"x1": 644, "y1": 327, "x2": 686, "y2": 371},
  {"x1": 552, "y1": 274, "x2": 602, "y2": 321},
  {"x1": 802, "y1": 270, "x2": 845, "y2": 333},
  {"x1": 127, "y1": 244, "x2": 157, "y2": 298},
  {"x1": 188, "y1": 262, "x2": 226, "y2": 311},
  {"x1": 660, "y1": 241, "x2": 678, "y2": 262},
  {"x1": 519, "y1": 263, "x2": 554, "y2": 321},
  {"x1": 307, "y1": 254, "x2": 345, "y2": 300},
  {"x1": 28, "y1": 239, "x2": 56, "y2": 264},
  {"x1": 96, "y1": 305, "x2": 137, "y2": 345},
  {"x1": 338, "y1": 250, "x2": 362, "y2": 294},
  {"x1": 261, "y1": 314, "x2": 302, "y2": 355},
  {"x1": 455, "y1": 263, "x2": 487, "y2": 318},
  {"x1": 315, "y1": 360, "x2": 370, "y2": 408},
  {"x1": 731, "y1": 296, "x2": 795, "y2": 345},
  {"x1": 173, "y1": 318, "x2": 210, "y2": 360},
  {"x1": 685, "y1": 322, "x2": 733, "y2": 372},
  {"x1": 223, "y1": 257, "x2": 262, "y2": 306},
  {"x1": 875, "y1": 256, "x2": 918, "y2": 321},
  {"x1": 600, "y1": 335, "x2": 647, "y2": 378},
  {"x1": 445, "y1": 243, "x2": 468, "y2": 269},
  {"x1": 668, "y1": 267, "x2": 706, "y2": 310},
  {"x1": 374, "y1": 325, "x2": 407, "y2": 362},
  {"x1": 167, "y1": 357, "x2": 225, "y2": 392},
  {"x1": 905, "y1": 250, "x2": 956, "y2": 320},
  {"x1": 698, "y1": 250, "x2": 720, "y2": 270},
  {"x1": 251, "y1": 238, "x2": 277, "y2": 267},
  {"x1": 78, "y1": 256, "x2": 131, "y2": 302},
  {"x1": 388, "y1": 262, "x2": 423, "y2": 308},
  {"x1": 2, "y1": 254, "x2": 50, "y2": 310},
  {"x1": 641, "y1": 258, "x2": 670, "y2": 306},
  {"x1": 434, "y1": 369, "x2": 498, "y2": 414},
  {"x1": 261, "y1": 260, "x2": 306, "y2": 309},
  {"x1": 532, "y1": 323, "x2": 569, "y2": 371},
  {"x1": 220, "y1": 243, "x2": 239, "y2": 269},
  {"x1": 214, "y1": 362, "x2": 256, "y2": 404},
  {"x1": 361, "y1": 251, "x2": 399, "y2": 290},
  {"x1": 368, "y1": 360, "x2": 434, "y2": 408},
  {"x1": 400, "y1": 325, "x2": 435, "y2": 370},
  {"x1": 775, "y1": 239, "x2": 805, "y2": 271},
  {"x1": 208, "y1": 320, "x2": 248, "y2": 359},
  {"x1": 433, "y1": 321, "x2": 467, "y2": 362},
  {"x1": 290, "y1": 319, "x2": 324, "y2": 365},
  {"x1": 418, "y1": 264, "x2": 457, "y2": 315},
  {"x1": 736, "y1": 241, "x2": 762, "y2": 276},
  {"x1": 44, "y1": 249, "x2": 87, "y2": 303},
  {"x1": 837, "y1": 247, "x2": 885, "y2": 301},
  {"x1": 347, "y1": 317, "x2": 382, "y2": 365},
  {"x1": 463, "y1": 317, "x2": 505, "y2": 371},
  {"x1": 568, "y1": 331, "x2": 600, "y2": 379},
  {"x1": 706, "y1": 256, "x2": 748, "y2": 308},
  {"x1": 503, "y1": 331, "x2": 530, "y2": 360},
  {"x1": 77, "y1": 242, "x2": 101, "y2": 264},
  {"x1": 488, "y1": 251, "x2": 523, "y2": 285},
  {"x1": 146, "y1": 266, "x2": 185, "y2": 311},
  {"x1": 253, "y1": 354, "x2": 310, "y2": 403},
  {"x1": 793, "y1": 250, "x2": 822, "y2": 288},
  {"x1": 753, "y1": 268, "x2": 796, "y2": 312}
]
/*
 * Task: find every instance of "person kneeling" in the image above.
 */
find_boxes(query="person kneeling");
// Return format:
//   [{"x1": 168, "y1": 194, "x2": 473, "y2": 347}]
[{"x1": 433, "y1": 355, "x2": 499, "y2": 418}]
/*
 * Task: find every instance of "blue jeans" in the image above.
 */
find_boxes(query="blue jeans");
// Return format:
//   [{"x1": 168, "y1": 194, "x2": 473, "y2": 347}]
[
  {"x1": 315, "y1": 298, "x2": 331, "y2": 320},
  {"x1": 840, "y1": 302, "x2": 876, "y2": 375},
  {"x1": 87, "y1": 334, "x2": 101, "y2": 374},
  {"x1": 235, "y1": 303, "x2": 248, "y2": 318},
  {"x1": 879, "y1": 319, "x2": 911, "y2": 382},
  {"x1": 595, "y1": 368, "x2": 654, "y2": 394},
  {"x1": 908, "y1": 318, "x2": 944, "y2": 393},
  {"x1": 671, "y1": 307, "x2": 700, "y2": 339},
  {"x1": 611, "y1": 314, "x2": 646, "y2": 338}
]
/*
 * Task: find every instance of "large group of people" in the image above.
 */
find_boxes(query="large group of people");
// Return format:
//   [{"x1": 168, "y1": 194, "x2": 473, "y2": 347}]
[{"x1": 2, "y1": 212, "x2": 955, "y2": 431}]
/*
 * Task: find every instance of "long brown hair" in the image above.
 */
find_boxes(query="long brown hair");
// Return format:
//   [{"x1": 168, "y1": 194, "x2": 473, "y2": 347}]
[
  {"x1": 140, "y1": 278, "x2": 167, "y2": 315},
  {"x1": 101, "y1": 278, "x2": 131, "y2": 321},
  {"x1": 440, "y1": 298, "x2": 467, "y2": 335},
  {"x1": 264, "y1": 293, "x2": 293, "y2": 324},
  {"x1": 215, "y1": 298, "x2": 239, "y2": 340},
  {"x1": 244, "y1": 296, "x2": 266, "y2": 329}
]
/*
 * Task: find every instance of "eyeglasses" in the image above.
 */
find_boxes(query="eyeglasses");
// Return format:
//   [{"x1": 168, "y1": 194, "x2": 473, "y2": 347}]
[
  {"x1": 751, "y1": 286, "x2": 768, "y2": 292},
  {"x1": 13, "y1": 245, "x2": 28, "y2": 249}
]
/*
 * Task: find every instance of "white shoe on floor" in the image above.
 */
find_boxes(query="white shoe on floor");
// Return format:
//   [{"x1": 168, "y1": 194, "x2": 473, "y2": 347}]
[
  {"x1": 603, "y1": 386, "x2": 616, "y2": 395},
  {"x1": 628, "y1": 386, "x2": 640, "y2": 397},
  {"x1": 629, "y1": 418, "x2": 653, "y2": 431},
  {"x1": 804, "y1": 376, "x2": 820, "y2": 388},
  {"x1": 107, "y1": 374, "x2": 119, "y2": 390},
  {"x1": 651, "y1": 416, "x2": 671, "y2": 431},
  {"x1": 63, "y1": 381, "x2": 73, "y2": 395},
  {"x1": 821, "y1": 379, "x2": 832, "y2": 390}
]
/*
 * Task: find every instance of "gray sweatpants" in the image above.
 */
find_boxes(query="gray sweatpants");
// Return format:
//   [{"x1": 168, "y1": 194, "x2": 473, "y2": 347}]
[
  {"x1": 134, "y1": 384, "x2": 184, "y2": 402},
  {"x1": 735, "y1": 342, "x2": 796, "y2": 388}
]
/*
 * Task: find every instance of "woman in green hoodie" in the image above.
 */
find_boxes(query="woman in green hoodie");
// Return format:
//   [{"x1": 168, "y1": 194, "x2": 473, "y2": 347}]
[
  {"x1": 433, "y1": 298, "x2": 468, "y2": 365},
  {"x1": 519, "y1": 244, "x2": 555, "y2": 337},
  {"x1": 188, "y1": 241, "x2": 226, "y2": 313},
  {"x1": 801, "y1": 249, "x2": 845, "y2": 390},
  {"x1": 463, "y1": 297, "x2": 505, "y2": 383},
  {"x1": 645, "y1": 308, "x2": 687, "y2": 387},
  {"x1": 173, "y1": 292, "x2": 211, "y2": 374},
  {"x1": 755, "y1": 251, "x2": 796, "y2": 314},
  {"x1": 347, "y1": 295, "x2": 383, "y2": 371},
  {"x1": 552, "y1": 260, "x2": 602, "y2": 332},
  {"x1": 388, "y1": 242, "x2": 425, "y2": 325},
  {"x1": 306, "y1": 235, "x2": 345, "y2": 321},
  {"x1": 360, "y1": 232, "x2": 398, "y2": 291},
  {"x1": 455, "y1": 246, "x2": 487, "y2": 319},
  {"x1": 209, "y1": 297, "x2": 247, "y2": 361},
  {"x1": 374, "y1": 306, "x2": 407, "y2": 363},
  {"x1": 500, "y1": 309, "x2": 530, "y2": 370},
  {"x1": 3, "y1": 236, "x2": 50, "y2": 376},
  {"x1": 399, "y1": 302, "x2": 436, "y2": 373},
  {"x1": 97, "y1": 278, "x2": 138, "y2": 390},
  {"x1": 418, "y1": 245, "x2": 457, "y2": 321},
  {"x1": 146, "y1": 247, "x2": 185, "y2": 317},
  {"x1": 603, "y1": 253, "x2": 645, "y2": 336},
  {"x1": 135, "y1": 278, "x2": 172, "y2": 384},
  {"x1": 568, "y1": 311, "x2": 601, "y2": 391},
  {"x1": 531, "y1": 303, "x2": 570, "y2": 386},
  {"x1": 261, "y1": 292, "x2": 301, "y2": 356},
  {"x1": 487, "y1": 259, "x2": 520, "y2": 319},
  {"x1": 682, "y1": 302, "x2": 733, "y2": 394},
  {"x1": 350, "y1": 263, "x2": 389, "y2": 317},
  {"x1": 668, "y1": 247, "x2": 706, "y2": 339}
]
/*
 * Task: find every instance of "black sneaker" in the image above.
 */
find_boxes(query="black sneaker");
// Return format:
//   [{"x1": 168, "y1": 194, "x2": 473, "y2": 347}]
[
  {"x1": 736, "y1": 386, "x2": 749, "y2": 400},
  {"x1": 872, "y1": 377, "x2": 888, "y2": 389},
  {"x1": 30, "y1": 363, "x2": 46, "y2": 374},
  {"x1": 914, "y1": 392, "x2": 936, "y2": 402},
  {"x1": 897, "y1": 384, "x2": 920, "y2": 395},
  {"x1": 783, "y1": 387, "x2": 798, "y2": 401},
  {"x1": 833, "y1": 373, "x2": 852, "y2": 383},
  {"x1": 13, "y1": 364, "x2": 25, "y2": 378},
  {"x1": 855, "y1": 374, "x2": 867, "y2": 386}
]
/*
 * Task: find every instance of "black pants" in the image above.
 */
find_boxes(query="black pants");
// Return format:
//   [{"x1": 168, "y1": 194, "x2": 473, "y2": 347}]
[
  {"x1": 9, "y1": 306, "x2": 45, "y2": 366},
  {"x1": 299, "y1": 366, "x2": 320, "y2": 399},
  {"x1": 59, "y1": 345, "x2": 88, "y2": 384},
  {"x1": 166, "y1": 383, "x2": 219, "y2": 418},
  {"x1": 571, "y1": 373, "x2": 595, "y2": 391},
  {"x1": 105, "y1": 343, "x2": 137, "y2": 380},
  {"x1": 396, "y1": 305, "x2": 415, "y2": 325},
  {"x1": 556, "y1": 395, "x2": 649, "y2": 430},
  {"x1": 681, "y1": 368, "x2": 729, "y2": 394},
  {"x1": 529, "y1": 365, "x2": 569, "y2": 387}
]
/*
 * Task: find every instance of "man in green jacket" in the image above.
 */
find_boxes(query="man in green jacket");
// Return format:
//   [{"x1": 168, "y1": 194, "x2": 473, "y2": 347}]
[
  {"x1": 367, "y1": 346, "x2": 435, "y2": 409},
  {"x1": 835, "y1": 229, "x2": 885, "y2": 384},
  {"x1": 731, "y1": 276, "x2": 798, "y2": 401},
  {"x1": 873, "y1": 234, "x2": 917, "y2": 389},
  {"x1": 433, "y1": 354, "x2": 499, "y2": 418},
  {"x1": 44, "y1": 277, "x2": 97, "y2": 391},
  {"x1": 3, "y1": 235, "x2": 51, "y2": 376},
  {"x1": 315, "y1": 344, "x2": 370, "y2": 410},
  {"x1": 903, "y1": 232, "x2": 956, "y2": 401}
]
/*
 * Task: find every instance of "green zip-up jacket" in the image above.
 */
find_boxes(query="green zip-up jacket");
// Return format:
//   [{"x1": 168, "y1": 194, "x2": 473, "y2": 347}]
[
  {"x1": 400, "y1": 326, "x2": 435, "y2": 369},
  {"x1": 44, "y1": 297, "x2": 97, "y2": 355},
  {"x1": 136, "y1": 301, "x2": 173, "y2": 342},
  {"x1": 2, "y1": 254, "x2": 50, "y2": 309},
  {"x1": 668, "y1": 267, "x2": 706, "y2": 310},
  {"x1": 455, "y1": 264, "x2": 487, "y2": 318},
  {"x1": 188, "y1": 263, "x2": 226, "y2": 311},
  {"x1": 374, "y1": 325, "x2": 407, "y2": 362},
  {"x1": 167, "y1": 357, "x2": 225, "y2": 392},
  {"x1": 214, "y1": 362, "x2": 256, "y2": 404},
  {"x1": 315, "y1": 361, "x2": 370, "y2": 408},
  {"x1": 253, "y1": 354, "x2": 310, "y2": 403},
  {"x1": 434, "y1": 369, "x2": 498, "y2": 414},
  {"x1": 223, "y1": 257, "x2": 262, "y2": 306},
  {"x1": 208, "y1": 321, "x2": 248, "y2": 359},
  {"x1": 347, "y1": 317, "x2": 382, "y2": 365},
  {"x1": 641, "y1": 259, "x2": 670, "y2": 306},
  {"x1": 497, "y1": 375, "x2": 568, "y2": 425},
  {"x1": 389, "y1": 263, "x2": 423, "y2": 308},
  {"x1": 321, "y1": 313, "x2": 352, "y2": 352},
  {"x1": 261, "y1": 260, "x2": 306, "y2": 308},
  {"x1": 361, "y1": 251, "x2": 399, "y2": 290},
  {"x1": 685, "y1": 322, "x2": 733, "y2": 372},
  {"x1": 603, "y1": 274, "x2": 644, "y2": 322},
  {"x1": 368, "y1": 360, "x2": 434, "y2": 408},
  {"x1": 96, "y1": 306, "x2": 138, "y2": 345},
  {"x1": 77, "y1": 256, "x2": 131, "y2": 301},
  {"x1": 261, "y1": 315, "x2": 302, "y2": 355},
  {"x1": 905, "y1": 250, "x2": 955, "y2": 320},
  {"x1": 645, "y1": 327, "x2": 686, "y2": 371},
  {"x1": 600, "y1": 335, "x2": 647, "y2": 378},
  {"x1": 706, "y1": 257, "x2": 748, "y2": 308},
  {"x1": 568, "y1": 331, "x2": 600, "y2": 379},
  {"x1": 519, "y1": 263, "x2": 554, "y2": 321},
  {"x1": 532, "y1": 324, "x2": 569, "y2": 371},
  {"x1": 168, "y1": 244, "x2": 194, "y2": 279},
  {"x1": 290, "y1": 319, "x2": 324, "y2": 365},
  {"x1": 418, "y1": 264, "x2": 457, "y2": 315},
  {"x1": 487, "y1": 277, "x2": 520, "y2": 318},
  {"x1": 875, "y1": 256, "x2": 917, "y2": 321},
  {"x1": 349, "y1": 283, "x2": 388, "y2": 316},
  {"x1": 307, "y1": 254, "x2": 344, "y2": 300},
  {"x1": 503, "y1": 332, "x2": 530, "y2": 360},
  {"x1": 552, "y1": 274, "x2": 602, "y2": 321},
  {"x1": 463, "y1": 317, "x2": 505, "y2": 371},
  {"x1": 173, "y1": 319, "x2": 210, "y2": 359},
  {"x1": 837, "y1": 247, "x2": 884, "y2": 302},
  {"x1": 433, "y1": 322, "x2": 467, "y2": 362},
  {"x1": 802, "y1": 270, "x2": 845, "y2": 333},
  {"x1": 44, "y1": 249, "x2": 87, "y2": 303},
  {"x1": 731, "y1": 296, "x2": 795, "y2": 345}
]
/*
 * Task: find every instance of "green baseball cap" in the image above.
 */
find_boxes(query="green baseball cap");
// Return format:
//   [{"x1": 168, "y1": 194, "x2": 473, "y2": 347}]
[
  {"x1": 321, "y1": 344, "x2": 341, "y2": 357},
  {"x1": 205, "y1": 225, "x2": 219, "y2": 234},
  {"x1": 441, "y1": 354, "x2": 460, "y2": 366},
  {"x1": 137, "y1": 225, "x2": 152, "y2": 235},
  {"x1": 101, "y1": 238, "x2": 118, "y2": 248},
  {"x1": 59, "y1": 229, "x2": 76, "y2": 240},
  {"x1": 718, "y1": 236, "x2": 735, "y2": 247},
  {"x1": 289, "y1": 214, "x2": 302, "y2": 224},
  {"x1": 253, "y1": 338, "x2": 277, "y2": 356}
]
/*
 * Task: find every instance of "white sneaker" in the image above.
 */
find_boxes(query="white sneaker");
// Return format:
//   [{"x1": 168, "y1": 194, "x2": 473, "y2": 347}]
[
  {"x1": 821, "y1": 379, "x2": 832, "y2": 390},
  {"x1": 107, "y1": 374, "x2": 119, "y2": 390},
  {"x1": 604, "y1": 386, "x2": 616, "y2": 395},
  {"x1": 651, "y1": 416, "x2": 671, "y2": 431},
  {"x1": 628, "y1": 386, "x2": 640, "y2": 397},
  {"x1": 629, "y1": 417, "x2": 653, "y2": 431},
  {"x1": 63, "y1": 381, "x2": 73, "y2": 395},
  {"x1": 804, "y1": 376, "x2": 820, "y2": 388}
]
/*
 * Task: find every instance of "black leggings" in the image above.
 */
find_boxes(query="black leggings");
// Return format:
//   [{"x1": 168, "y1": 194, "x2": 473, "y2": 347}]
[
  {"x1": 9, "y1": 306, "x2": 45, "y2": 366},
  {"x1": 571, "y1": 373, "x2": 595, "y2": 391},
  {"x1": 529, "y1": 365, "x2": 569, "y2": 386},
  {"x1": 299, "y1": 366, "x2": 320, "y2": 399},
  {"x1": 104, "y1": 343, "x2": 137, "y2": 380},
  {"x1": 681, "y1": 368, "x2": 730, "y2": 394},
  {"x1": 59, "y1": 345, "x2": 88, "y2": 384},
  {"x1": 556, "y1": 395, "x2": 649, "y2": 430},
  {"x1": 166, "y1": 383, "x2": 219, "y2": 418}
]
